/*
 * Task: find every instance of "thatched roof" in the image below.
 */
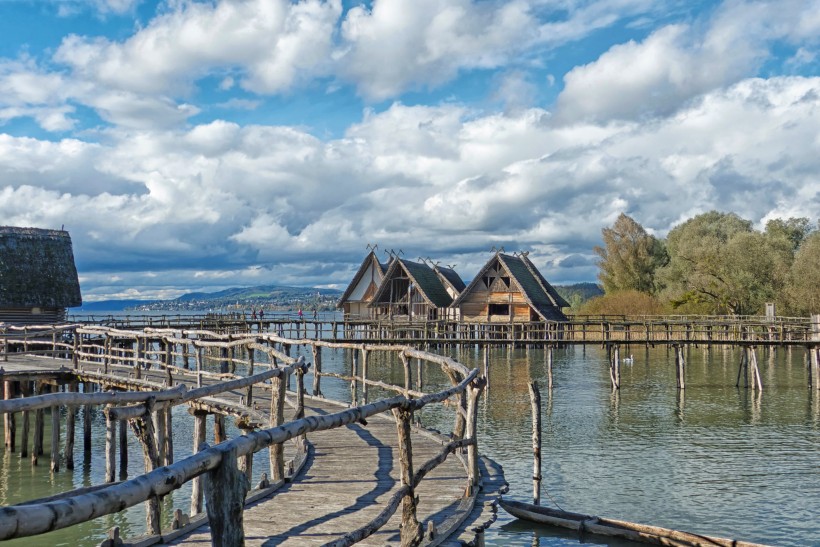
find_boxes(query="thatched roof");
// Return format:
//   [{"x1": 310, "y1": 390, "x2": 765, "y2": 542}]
[
  {"x1": 452, "y1": 252, "x2": 568, "y2": 321},
  {"x1": 434, "y1": 265, "x2": 466, "y2": 294},
  {"x1": 0, "y1": 226, "x2": 82, "y2": 308},
  {"x1": 337, "y1": 251, "x2": 388, "y2": 307},
  {"x1": 370, "y1": 259, "x2": 453, "y2": 309}
]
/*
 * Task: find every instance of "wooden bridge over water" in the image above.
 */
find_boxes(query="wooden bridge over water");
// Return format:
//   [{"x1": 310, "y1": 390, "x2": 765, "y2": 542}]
[
  {"x1": 0, "y1": 325, "x2": 504, "y2": 546},
  {"x1": 66, "y1": 313, "x2": 818, "y2": 347}
]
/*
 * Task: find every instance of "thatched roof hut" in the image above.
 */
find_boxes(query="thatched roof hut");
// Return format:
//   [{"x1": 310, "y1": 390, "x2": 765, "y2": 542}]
[
  {"x1": 337, "y1": 250, "x2": 389, "y2": 319},
  {"x1": 0, "y1": 226, "x2": 82, "y2": 325},
  {"x1": 369, "y1": 259, "x2": 460, "y2": 320},
  {"x1": 453, "y1": 251, "x2": 568, "y2": 322}
]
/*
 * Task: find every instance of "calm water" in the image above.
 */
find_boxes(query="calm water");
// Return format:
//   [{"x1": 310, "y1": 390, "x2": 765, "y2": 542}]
[{"x1": 1, "y1": 339, "x2": 818, "y2": 546}]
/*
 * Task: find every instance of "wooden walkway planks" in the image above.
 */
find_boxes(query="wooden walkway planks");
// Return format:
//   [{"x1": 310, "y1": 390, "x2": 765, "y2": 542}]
[
  {"x1": 0, "y1": 354, "x2": 478, "y2": 546},
  {"x1": 168, "y1": 398, "x2": 470, "y2": 546}
]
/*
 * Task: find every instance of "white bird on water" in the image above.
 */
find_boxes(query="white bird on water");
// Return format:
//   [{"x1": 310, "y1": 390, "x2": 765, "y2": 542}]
[{"x1": 623, "y1": 354, "x2": 634, "y2": 364}]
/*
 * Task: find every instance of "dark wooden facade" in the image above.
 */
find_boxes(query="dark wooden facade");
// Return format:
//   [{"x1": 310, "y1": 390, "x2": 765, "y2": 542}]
[
  {"x1": 453, "y1": 252, "x2": 568, "y2": 323},
  {"x1": 369, "y1": 259, "x2": 464, "y2": 320}
]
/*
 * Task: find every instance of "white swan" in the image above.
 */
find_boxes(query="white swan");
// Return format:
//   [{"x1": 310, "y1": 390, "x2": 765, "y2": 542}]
[{"x1": 623, "y1": 354, "x2": 634, "y2": 364}]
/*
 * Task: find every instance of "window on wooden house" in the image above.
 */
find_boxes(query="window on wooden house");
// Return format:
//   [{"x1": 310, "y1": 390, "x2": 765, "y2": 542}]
[{"x1": 488, "y1": 303, "x2": 509, "y2": 316}]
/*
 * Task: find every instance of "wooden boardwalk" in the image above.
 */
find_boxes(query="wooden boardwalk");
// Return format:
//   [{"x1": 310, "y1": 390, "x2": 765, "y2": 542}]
[
  {"x1": 169, "y1": 398, "x2": 471, "y2": 546},
  {"x1": 0, "y1": 353, "x2": 499, "y2": 546}
]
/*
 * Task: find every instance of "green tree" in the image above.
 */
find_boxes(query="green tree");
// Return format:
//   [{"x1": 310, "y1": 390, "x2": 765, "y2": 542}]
[
  {"x1": 594, "y1": 213, "x2": 668, "y2": 294},
  {"x1": 659, "y1": 211, "x2": 793, "y2": 315},
  {"x1": 764, "y1": 217, "x2": 812, "y2": 251},
  {"x1": 785, "y1": 231, "x2": 820, "y2": 315}
]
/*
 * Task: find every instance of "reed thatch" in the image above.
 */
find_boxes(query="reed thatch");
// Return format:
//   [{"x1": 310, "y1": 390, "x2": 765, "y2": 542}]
[{"x1": 0, "y1": 226, "x2": 82, "y2": 308}]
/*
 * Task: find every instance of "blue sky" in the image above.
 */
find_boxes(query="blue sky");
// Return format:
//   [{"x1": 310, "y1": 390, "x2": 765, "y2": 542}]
[{"x1": 1, "y1": 0, "x2": 818, "y2": 302}]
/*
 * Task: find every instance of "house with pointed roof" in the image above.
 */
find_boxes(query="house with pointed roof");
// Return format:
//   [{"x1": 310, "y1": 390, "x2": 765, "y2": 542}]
[
  {"x1": 369, "y1": 259, "x2": 462, "y2": 320},
  {"x1": 452, "y1": 252, "x2": 568, "y2": 322},
  {"x1": 0, "y1": 226, "x2": 82, "y2": 326},
  {"x1": 337, "y1": 250, "x2": 389, "y2": 319}
]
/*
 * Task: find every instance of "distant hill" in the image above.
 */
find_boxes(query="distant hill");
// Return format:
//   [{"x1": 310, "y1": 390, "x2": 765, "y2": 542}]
[
  {"x1": 72, "y1": 299, "x2": 155, "y2": 312},
  {"x1": 124, "y1": 284, "x2": 342, "y2": 312}
]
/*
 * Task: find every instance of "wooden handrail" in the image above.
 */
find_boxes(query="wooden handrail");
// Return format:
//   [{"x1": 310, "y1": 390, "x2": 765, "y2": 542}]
[{"x1": 0, "y1": 324, "x2": 483, "y2": 546}]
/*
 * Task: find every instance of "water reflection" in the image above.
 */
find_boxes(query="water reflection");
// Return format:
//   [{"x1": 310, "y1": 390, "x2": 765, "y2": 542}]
[{"x1": 0, "y1": 342, "x2": 817, "y2": 546}]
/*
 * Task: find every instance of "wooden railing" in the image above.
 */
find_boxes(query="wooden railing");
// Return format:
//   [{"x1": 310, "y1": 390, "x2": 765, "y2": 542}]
[{"x1": 0, "y1": 325, "x2": 484, "y2": 546}]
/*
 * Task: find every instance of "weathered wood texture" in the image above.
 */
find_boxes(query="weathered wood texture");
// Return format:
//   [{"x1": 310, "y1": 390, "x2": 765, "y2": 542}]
[
  {"x1": 169, "y1": 397, "x2": 474, "y2": 547},
  {"x1": 0, "y1": 345, "x2": 482, "y2": 547}
]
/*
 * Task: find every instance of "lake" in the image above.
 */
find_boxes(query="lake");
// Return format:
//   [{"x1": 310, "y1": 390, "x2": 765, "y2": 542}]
[{"x1": 1, "y1": 333, "x2": 817, "y2": 546}]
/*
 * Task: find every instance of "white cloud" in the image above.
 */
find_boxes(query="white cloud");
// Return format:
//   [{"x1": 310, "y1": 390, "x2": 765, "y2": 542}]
[
  {"x1": 54, "y1": 0, "x2": 341, "y2": 96},
  {"x1": 556, "y1": 0, "x2": 820, "y2": 123}
]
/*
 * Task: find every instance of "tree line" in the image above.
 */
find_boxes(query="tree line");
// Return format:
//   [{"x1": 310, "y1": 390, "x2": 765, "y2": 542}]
[{"x1": 586, "y1": 211, "x2": 820, "y2": 317}]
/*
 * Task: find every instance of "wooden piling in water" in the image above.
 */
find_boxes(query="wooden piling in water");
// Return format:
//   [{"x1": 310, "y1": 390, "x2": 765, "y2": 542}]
[
  {"x1": 119, "y1": 418, "x2": 128, "y2": 477},
  {"x1": 528, "y1": 381, "x2": 542, "y2": 505},
  {"x1": 50, "y1": 401, "x2": 60, "y2": 472},
  {"x1": 269, "y1": 373, "x2": 286, "y2": 482},
  {"x1": 104, "y1": 404, "x2": 116, "y2": 482},
  {"x1": 20, "y1": 381, "x2": 30, "y2": 459},
  {"x1": 65, "y1": 383, "x2": 76, "y2": 470},
  {"x1": 190, "y1": 410, "x2": 208, "y2": 516}
]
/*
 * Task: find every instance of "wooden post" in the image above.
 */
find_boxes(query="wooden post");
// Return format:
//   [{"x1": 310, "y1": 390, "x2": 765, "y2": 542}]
[
  {"x1": 239, "y1": 427, "x2": 254, "y2": 482},
  {"x1": 155, "y1": 409, "x2": 167, "y2": 465},
  {"x1": 393, "y1": 406, "x2": 422, "y2": 546},
  {"x1": 119, "y1": 419, "x2": 128, "y2": 478},
  {"x1": 20, "y1": 381, "x2": 30, "y2": 459},
  {"x1": 295, "y1": 368, "x2": 305, "y2": 420},
  {"x1": 204, "y1": 444, "x2": 249, "y2": 547},
  {"x1": 4, "y1": 379, "x2": 15, "y2": 452},
  {"x1": 676, "y1": 345, "x2": 686, "y2": 390},
  {"x1": 65, "y1": 383, "x2": 76, "y2": 470},
  {"x1": 416, "y1": 357, "x2": 423, "y2": 391},
  {"x1": 546, "y1": 346, "x2": 553, "y2": 391},
  {"x1": 270, "y1": 373, "x2": 286, "y2": 482},
  {"x1": 528, "y1": 381, "x2": 542, "y2": 505},
  {"x1": 350, "y1": 349, "x2": 359, "y2": 406},
  {"x1": 465, "y1": 382, "x2": 483, "y2": 487},
  {"x1": 736, "y1": 347, "x2": 748, "y2": 388},
  {"x1": 50, "y1": 401, "x2": 60, "y2": 473},
  {"x1": 362, "y1": 347, "x2": 367, "y2": 405},
  {"x1": 214, "y1": 414, "x2": 227, "y2": 444},
  {"x1": 190, "y1": 410, "x2": 208, "y2": 516},
  {"x1": 750, "y1": 347, "x2": 763, "y2": 391},
  {"x1": 165, "y1": 406, "x2": 174, "y2": 465},
  {"x1": 311, "y1": 345, "x2": 322, "y2": 396},
  {"x1": 105, "y1": 405, "x2": 116, "y2": 482},
  {"x1": 483, "y1": 345, "x2": 489, "y2": 385},
  {"x1": 246, "y1": 349, "x2": 255, "y2": 407},
  {"x1": 32, "y1": 383, "x2": 44, "y2": 465},
  {"x1": 83, "y1": 385, "x2": 92, "y2": 462},
  {"x1": 103, "y1": 334, "x2": 111, "y2": 374},
  {"x1": 196, "y1": 347, "x2": 203, "y2": 388},
  {"x1": 400, "y1": 353, "x2": 412, "y2": 397},
  {"x1": 129, "y1": 403, "x2": 162, "y2": 536}
]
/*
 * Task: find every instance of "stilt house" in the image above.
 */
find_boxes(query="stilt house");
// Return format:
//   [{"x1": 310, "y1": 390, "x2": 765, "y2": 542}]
[
  {"x1": 337, "y1": 250, "x2": 389, "y2": 319},
  {"x1": 369, "y1": 259, "x2": 463, "y2": 320},
  {"x1": 452, "y1": 252, "x2": 568, "y2": 322},
  {"x1": 0, "y1": 226, "x2": 82, "y2": 325}
]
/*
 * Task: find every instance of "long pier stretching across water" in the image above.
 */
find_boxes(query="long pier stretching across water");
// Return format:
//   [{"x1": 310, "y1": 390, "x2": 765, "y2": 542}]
[
  {"x1": 0, "y1": 314, "x2": 817, "y2": 545},
  {"x1": 0, "y1": 324, "x2": 505, "y2": 546}
]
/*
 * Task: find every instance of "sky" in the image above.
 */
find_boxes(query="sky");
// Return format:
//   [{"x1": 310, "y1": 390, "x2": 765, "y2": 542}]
[{"x1": 1, "y1": 0, "x2": 819, "y2": 302}]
